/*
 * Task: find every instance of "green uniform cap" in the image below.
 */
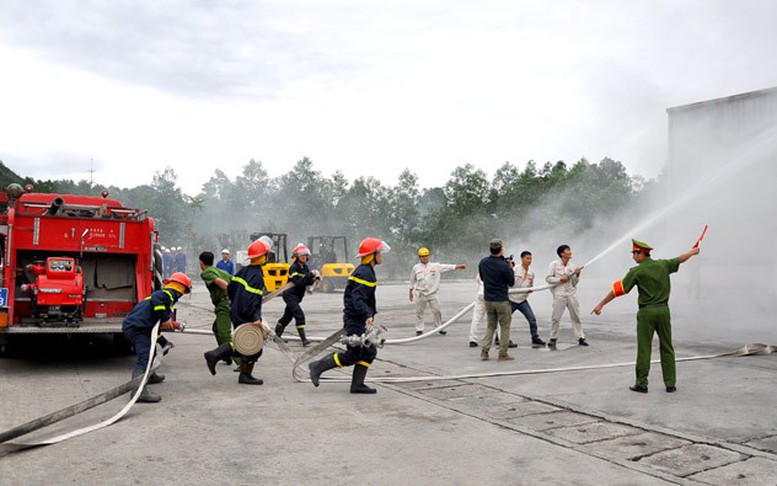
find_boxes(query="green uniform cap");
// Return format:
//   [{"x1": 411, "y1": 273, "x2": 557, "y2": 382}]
[{"x1": 631, "y1": 239, "x2": 653, "y2": 252}]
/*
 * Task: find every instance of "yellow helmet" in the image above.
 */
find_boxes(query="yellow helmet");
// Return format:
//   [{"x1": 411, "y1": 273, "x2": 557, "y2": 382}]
[{"x1": 418, "y1": 247, "x2": 430, "y2": 257}]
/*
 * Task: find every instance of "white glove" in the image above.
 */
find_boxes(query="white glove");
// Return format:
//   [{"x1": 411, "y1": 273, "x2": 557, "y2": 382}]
[{"x1": 257, "y1": 321, "x2": 272, "y2": 340}]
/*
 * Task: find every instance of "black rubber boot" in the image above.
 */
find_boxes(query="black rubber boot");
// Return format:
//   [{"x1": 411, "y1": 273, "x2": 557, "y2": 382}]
[
  {"x1": 148, "y1": 371, "x2": 165, "y2": 384},
  {"x1": 238, "y1": 362, "x2": 263, "y2": 385},
  {"x1": 308, "y1": 353, "x2": 338, "y2": 387},
  {"x1": 275, "y1": 322, "x2": 286, "y2": 338},
  {"x1": 132, "y1": 369, "x2": 161, "y2": 403},
  {"x1": 204, "y1": 343, "x2": 233, "y2": 376},
  {"x1": 350, "y1": 364, "x2": 377, "y2": 394},
  {"x1": 297, "y1": 327, "x2": 311, "y2": 347}
]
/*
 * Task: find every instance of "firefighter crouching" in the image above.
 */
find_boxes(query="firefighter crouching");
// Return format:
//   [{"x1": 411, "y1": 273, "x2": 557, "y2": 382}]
[
  {"x1": 204, "y1": 238, "x2": 272, "y2": 385},
  {"x1": 275, "y1": 243, "x2": 320, "y2": 346},
  {"x1": 122, "y1": 272, "x2": 189, "y2": 403},
  {"x1": 308, "y1": 237, "x2": 390, "y2": 394}
]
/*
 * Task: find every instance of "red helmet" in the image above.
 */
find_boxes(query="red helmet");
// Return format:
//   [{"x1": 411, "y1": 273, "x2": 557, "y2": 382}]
[
  {"x1": 247, "y1": 239, "x2": 271, "y2": 259},
  {"x1": 356, "y1": 237, "x2": 391, "y2": 257},
  {"x1": 292, "y1": 243, "x2": 310, "y2": 257},
  {"x1": 164, "y1": 272, "x2": 192, "y2": 294}
]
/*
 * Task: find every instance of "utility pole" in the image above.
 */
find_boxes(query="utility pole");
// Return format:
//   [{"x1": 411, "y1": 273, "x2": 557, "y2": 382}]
[{"x1": 88, "y1": 159, "x2": 95, "y2": 187}]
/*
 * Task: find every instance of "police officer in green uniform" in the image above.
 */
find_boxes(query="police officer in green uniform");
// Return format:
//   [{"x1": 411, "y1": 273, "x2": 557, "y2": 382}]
[
  {"x1": 592, "y1": 239, "x2": 700, "y2": 393},
  {"x1": 199, "y1": 251, "x2": 235, "y2": 365}
]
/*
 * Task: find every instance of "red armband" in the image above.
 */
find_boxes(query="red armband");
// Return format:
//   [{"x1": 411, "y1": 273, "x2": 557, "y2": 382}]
[{"x1": 612, "y1": 280, "x2": 626, "y2": 297}]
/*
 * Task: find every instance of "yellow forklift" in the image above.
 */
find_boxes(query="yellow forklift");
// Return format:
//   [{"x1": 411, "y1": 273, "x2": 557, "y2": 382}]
[
  {"x1": 249, "y1": 232, "x2": 290, "y2": 292},
  {"x1": 306, "y1": 236, "x2": 354, "y2": 293}
]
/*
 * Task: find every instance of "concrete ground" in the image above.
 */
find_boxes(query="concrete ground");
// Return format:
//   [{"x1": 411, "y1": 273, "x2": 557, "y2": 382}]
[{"x1": 1, "y1": 279, "x2": 776, "y2": 485}]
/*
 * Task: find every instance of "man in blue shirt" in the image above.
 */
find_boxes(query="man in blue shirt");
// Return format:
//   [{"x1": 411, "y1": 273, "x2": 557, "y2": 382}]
[
  {"x1": 216, "y1": 248, "x2": 235, "y2": 275},
  {"x1": 478, "y1": 239, "x2": 515, "y2": 361},
  {"x1": 174, "y1": 247, "x2": 187, "y2": 273},
  {"x1": 162, "y1": 249, "x2": 173, "y2": 278}
]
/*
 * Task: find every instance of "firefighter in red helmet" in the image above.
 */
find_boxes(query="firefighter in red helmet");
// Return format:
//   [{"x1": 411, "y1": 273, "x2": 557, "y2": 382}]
[
  {"x1": 204, "y1": 238, "x2": 272, "y2": 385},
  {"x1": 275, "y1": 243, "x2": 320, "y2": 346},
  {"x1": 122, "y1": 272, "x2": 189, "y2": 402},
  {"x1": 308, "y1": 237, "x2": 390, "y2": 394}
]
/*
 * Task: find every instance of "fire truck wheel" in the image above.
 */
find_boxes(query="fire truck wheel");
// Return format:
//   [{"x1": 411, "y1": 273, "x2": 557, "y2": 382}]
[
  {"x1": 321, "y1": 277, "x2": 335, "y2": 293},
  {"x1": 0, "y1": 334, "x2": 11, "y2": 356},
  {"x1": 112, "y1": 333, "x2": 133, "y2": 355}
]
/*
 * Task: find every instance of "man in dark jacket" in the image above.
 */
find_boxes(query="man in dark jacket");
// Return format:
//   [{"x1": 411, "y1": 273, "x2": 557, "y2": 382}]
[
  {"x1": 275, "y1": 243, "x2": 320, "y2": 346},
  {"x1": 308, "y1": 237, "x2": 390, "y2": 394},
  {"x1": 122, "y1": 272, "x2": 189, "y2": 403},
  {"x1": 478, "y1": 239, "x2": 516, "y2": 361},
  {"x1": 204, "y1": 239, "x2": 272, "y2": 385}
]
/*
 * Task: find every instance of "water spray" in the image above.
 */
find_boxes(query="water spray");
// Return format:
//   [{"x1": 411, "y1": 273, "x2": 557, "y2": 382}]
[{"x1": 582, "y1": 125, "x2": 776, "y2": 269}]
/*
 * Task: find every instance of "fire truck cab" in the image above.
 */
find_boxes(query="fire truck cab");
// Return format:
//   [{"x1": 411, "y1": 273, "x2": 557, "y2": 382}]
[{"x1": 0, "y1": 183, "x2": 161, "y2": 343}]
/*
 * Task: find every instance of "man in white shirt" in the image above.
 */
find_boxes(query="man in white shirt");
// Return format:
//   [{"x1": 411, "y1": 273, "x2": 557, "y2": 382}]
[
  {"x1": 410, "y1": 247, "x2": 467, "y2": 336},
  {"x1": 545, "y1": 244, "x2": 588, "y2": 347},
  {"x1": 510, "y1": 251, "x2": 546, "y2": 347}
]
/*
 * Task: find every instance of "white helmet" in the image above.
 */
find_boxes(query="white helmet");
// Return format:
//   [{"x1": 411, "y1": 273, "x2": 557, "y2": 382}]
[
  {"x1": 222, "y1": 248, "x2": 230, "y2": 254},
  {"x1": 258, "y1": 236, "x2": 274, "y2": 251},
  {"x1": 164, "y1": 249, "x2": 171, "y2": 254}
]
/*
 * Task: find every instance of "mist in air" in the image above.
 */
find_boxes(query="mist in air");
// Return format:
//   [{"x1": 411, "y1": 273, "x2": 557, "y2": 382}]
[{"x1": 501, "y1": 90, "x2": 777, "y2": 346}]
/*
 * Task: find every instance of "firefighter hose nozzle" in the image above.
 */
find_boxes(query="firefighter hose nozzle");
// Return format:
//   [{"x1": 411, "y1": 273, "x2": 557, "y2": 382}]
[{"x1": 341, "y1": 325, "x2": 387, "y2": 348}]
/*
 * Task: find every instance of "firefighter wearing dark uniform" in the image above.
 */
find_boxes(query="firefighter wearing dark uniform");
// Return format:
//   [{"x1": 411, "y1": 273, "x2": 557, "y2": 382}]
[
  {"x1": 592, "y1": 239, "x2": 700, "y2": 393},
  {"x1": 204, "y1": 238, "x2": 272, "y2": 385},
  {"x1": 275, "y1": 243, "x2": 319, "y2": 346},
  {"x1": 308, "y1": 237, "x2": 390, "y2": 394},
  {"x1": 122, "y1": 272, "x2": 189, "y2": 403}
]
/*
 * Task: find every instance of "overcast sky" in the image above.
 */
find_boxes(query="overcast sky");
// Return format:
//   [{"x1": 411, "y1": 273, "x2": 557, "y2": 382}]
[{"x1": 1, "y1": 0, "x2": 776, "y2": 194}]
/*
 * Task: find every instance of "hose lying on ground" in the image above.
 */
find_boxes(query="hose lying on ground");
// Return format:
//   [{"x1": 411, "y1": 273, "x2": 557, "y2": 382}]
[
  {"x1": 0, "y1": 322, "x2": 162, "y2": 456},
  {"x1": 293, "y1": 340, "x2": 777, "y2": 383},
  {"x1": 0, "y1": 284, "x2": 295, "y2": 456}
]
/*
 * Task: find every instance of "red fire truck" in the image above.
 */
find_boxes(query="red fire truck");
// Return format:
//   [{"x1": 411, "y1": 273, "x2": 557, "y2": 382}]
[{"x1": 0, "y1": 184, "x2": 163, "y2": 348}]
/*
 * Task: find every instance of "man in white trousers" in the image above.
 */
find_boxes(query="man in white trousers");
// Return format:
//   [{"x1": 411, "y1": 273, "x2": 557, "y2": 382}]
[
  {"x1": 410, "y1": 247, "x2": 467, "y2": 336},
  {"x1": 546, "y1": 244, "x2": 588, "y2": 348},
  {"x1": 468, "y1": 276, "x2": 486, "y2": 347}
]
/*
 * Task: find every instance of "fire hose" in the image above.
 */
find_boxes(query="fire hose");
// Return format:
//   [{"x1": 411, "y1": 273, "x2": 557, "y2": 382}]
[
  {"x1": 280, "y1": 283, "x2": 555, "y2": 346},
  {"x1": 0, "y1": 283, "x2": 295, "y2": 456},
  {"x1": 0, "y1": 321, "x2": 162, "y2": 456},
  {"x1": 288, "y1": 334, "x2": 777, "y2": 384},
  {"x1": 279, "y1": 223, "x2": 707, "y2": 348}
]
